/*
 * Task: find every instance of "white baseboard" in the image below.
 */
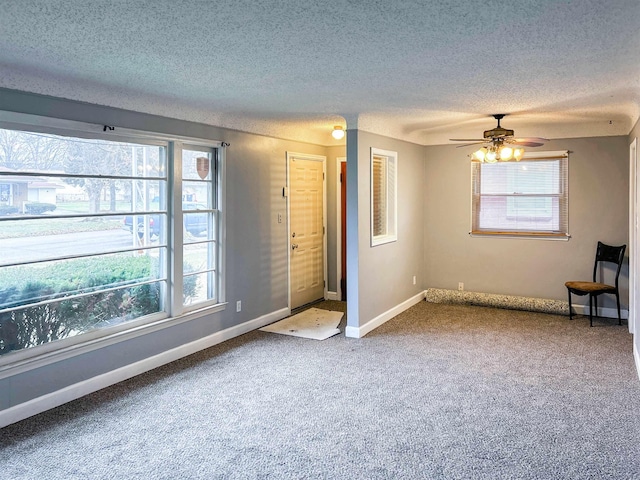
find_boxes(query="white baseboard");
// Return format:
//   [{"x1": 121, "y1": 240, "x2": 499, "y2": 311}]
[
  {"x1": 345, "y1": 291, "x2": 425, "y2": 339},
  {"x1": 0, "y1": 307, "x2": 290, "y2": 429},
  {"x1": 572, "y1": 304, "x2": 629, "y2": 320},
  {"x1": 635, "y1": 341, "x2": 640, "y2": 382},
  {"x1": 326, "y1": 291, "x2": 340, "y2": 301}
]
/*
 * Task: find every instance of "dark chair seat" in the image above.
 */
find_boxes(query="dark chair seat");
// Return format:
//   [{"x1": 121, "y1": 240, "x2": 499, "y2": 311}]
[
  {"x1": 564, "y1": 281, "x2": 616, "y2": 293},
  {"x1": 565, "y1": 241, "x2": 626, "y2": 327}
]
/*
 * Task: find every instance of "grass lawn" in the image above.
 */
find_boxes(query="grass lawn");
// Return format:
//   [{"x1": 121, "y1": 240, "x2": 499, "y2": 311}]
[{"x1": 0, "y1": 217, "x2": 124, "y2": 239}]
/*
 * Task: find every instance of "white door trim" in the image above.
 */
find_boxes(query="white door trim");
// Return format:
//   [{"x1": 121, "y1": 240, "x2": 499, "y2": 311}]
[
  {"x1": 286, "y1": 152, "x2": 328, "y2": 310},
  {"x1": 630, "y1": 137, "x2": 638, "y2": 335},
  {"x1": 336, "y1": 156, "x2": 346, "y2": 302}
]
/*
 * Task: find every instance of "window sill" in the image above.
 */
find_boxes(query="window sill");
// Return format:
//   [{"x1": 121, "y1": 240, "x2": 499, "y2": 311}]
[
  {"x1": 371, "y1": 234, "x2": 397, "y2": 247},
  {"x1": 0, "y1": 302, "x2": 228, "y2": 379},
  {"x1": 470, "y1": 231, "x2": 571, "y2": 241}
]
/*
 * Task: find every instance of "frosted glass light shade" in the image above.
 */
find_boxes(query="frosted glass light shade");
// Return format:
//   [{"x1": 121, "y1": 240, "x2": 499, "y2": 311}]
[{"x1": 332, "y1": 126, "x2": 345, "y2": 140}]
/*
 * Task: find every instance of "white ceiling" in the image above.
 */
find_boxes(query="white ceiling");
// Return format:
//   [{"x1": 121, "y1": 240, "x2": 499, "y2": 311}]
[{"x1": 0, "y1": 0, "x2": 638, "y2": 146}]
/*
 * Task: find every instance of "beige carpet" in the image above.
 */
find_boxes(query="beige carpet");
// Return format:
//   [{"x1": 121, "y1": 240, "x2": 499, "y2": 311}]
[{"x1": 259, "y1": 307, "x2": 343, "y2": 340}]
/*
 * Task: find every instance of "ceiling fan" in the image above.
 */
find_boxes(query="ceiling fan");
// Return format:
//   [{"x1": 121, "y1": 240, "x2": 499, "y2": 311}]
[{"x1": 449, "y1": 114, "x2": 548, "y2": 162}]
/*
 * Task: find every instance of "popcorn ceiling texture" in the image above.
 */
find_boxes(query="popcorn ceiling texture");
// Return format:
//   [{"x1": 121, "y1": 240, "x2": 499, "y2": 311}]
[
  {"x1": 425, "y1": 288, "x2": 569, "y2": 316},
  {"x1": 0, "y1": 1, "x2": 638, "y2": 145}
]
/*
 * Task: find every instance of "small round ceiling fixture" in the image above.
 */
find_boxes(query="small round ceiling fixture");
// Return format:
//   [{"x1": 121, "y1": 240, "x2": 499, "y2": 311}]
[{"x1": 332, "y1": 126, "x2": 345, "y2": 140}]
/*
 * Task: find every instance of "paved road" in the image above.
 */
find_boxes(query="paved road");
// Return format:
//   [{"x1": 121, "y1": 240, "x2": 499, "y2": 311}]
[{"x1": 0, "y1": 229, "x2": 152, "y2": 265}]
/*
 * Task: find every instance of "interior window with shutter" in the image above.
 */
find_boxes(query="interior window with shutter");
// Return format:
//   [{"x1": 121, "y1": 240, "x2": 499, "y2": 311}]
[
  {"x1": 471, "y1": 150, "x2": 569, "y2": 238},
  {"x1": 371, "y1": 148, "x2": 397, "y2": 246}
]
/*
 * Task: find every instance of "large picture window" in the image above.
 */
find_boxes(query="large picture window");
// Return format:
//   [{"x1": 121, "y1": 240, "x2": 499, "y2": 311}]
[
  {"x1": 471, "y1": 151, "x2": 569, "y2": 238},
  {"x1": 0, "y1": 123, "x2": 224, "y2": 359}
]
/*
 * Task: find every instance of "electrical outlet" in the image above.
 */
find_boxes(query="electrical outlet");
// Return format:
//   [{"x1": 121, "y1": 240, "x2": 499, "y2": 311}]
[
  {"x1": 458, "y1": 282, "x2": 464, "y2": 291},
  {"x1": 277, "y1": 213, "x2": 282, "y2": 224},
  {"x1": 412, "y1": 275, "x2": 416, "y2": 285},
  {"x1": 236, "y1": 300, "x2": 242, "y2": 312}
]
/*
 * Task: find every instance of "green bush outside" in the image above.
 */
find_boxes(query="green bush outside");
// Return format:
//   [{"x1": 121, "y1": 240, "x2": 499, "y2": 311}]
[
  {"x1": 0, "y1": 255, "x2": 197, "y2": 355},
  {"x1": 0, "y1": 205, "x2": 19, "y2": 216},
  {"x1": 24, "y1": 202, "x2": 56, "y2": 215}
]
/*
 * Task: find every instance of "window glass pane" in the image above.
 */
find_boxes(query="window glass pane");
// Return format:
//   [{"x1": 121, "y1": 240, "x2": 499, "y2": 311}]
[
  {"x1": 182, "y1": 150, "x2": 211, "y2": 181},
  {"x1": 184, "y1": 211, "x2": 213, "y2": 239},
  {"x1": 183, "y1": 243, "x2": 215, "y2": 275},
  {"x1": 0, "y1": 253, "x2": 165, "y2": 356},
  {"x1": 1, "y1": 217, "x2": 164, "y2": 265},
  {"x1": 181, "y1": 147, "x2": 217, "y2": 307},
  {"x1": 0, "y1": 127, "x2": 169, "y2": 356},
  {"x1": 0, "y1": 130, "x2": 165, "y2": 177},
  {"x1": 183, "y1": 272, "x2": 216, "y2": 306}
]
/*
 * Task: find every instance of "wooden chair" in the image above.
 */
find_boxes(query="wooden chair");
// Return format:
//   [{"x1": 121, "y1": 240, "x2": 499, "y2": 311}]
[{"x1": 565, "y1": 241, "x2": 626, "y2": 327}]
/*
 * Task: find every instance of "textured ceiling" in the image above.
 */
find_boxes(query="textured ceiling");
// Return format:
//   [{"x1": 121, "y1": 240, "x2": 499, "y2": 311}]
[{"x1": 0, "y1": 0, "x2": 638, "y2": 146}]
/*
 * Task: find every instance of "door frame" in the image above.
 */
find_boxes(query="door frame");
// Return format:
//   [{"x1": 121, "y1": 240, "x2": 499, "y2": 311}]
[
  {"x1": 286, "y1": 151, "x2": 328, "y2": 310},
  {"x1": 630, "y1": 137, "x2": 638, "y2": 335},
  {"x1": 336, "y1": 156, "x2": 346, "y2": 301}
]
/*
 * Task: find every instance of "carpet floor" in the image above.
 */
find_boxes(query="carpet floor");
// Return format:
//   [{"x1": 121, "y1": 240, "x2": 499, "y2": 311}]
[{"x1": 1, "y1": 300, "x2": 639, "y2": 479}]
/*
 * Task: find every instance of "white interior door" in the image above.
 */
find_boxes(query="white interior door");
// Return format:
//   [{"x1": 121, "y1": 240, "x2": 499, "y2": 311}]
[{"x1": 289, "y1": 154, "x2": 325, "y2": 309}]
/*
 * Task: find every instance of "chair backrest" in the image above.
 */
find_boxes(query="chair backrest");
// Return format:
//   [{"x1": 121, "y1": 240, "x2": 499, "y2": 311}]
[{"x1": 593, "y1": 241, "x2": 626, "y2": 286}]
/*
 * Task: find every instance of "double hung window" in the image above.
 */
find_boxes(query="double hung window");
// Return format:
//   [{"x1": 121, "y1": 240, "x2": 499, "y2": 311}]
[{"x1": 471, "y1": 151, "x2": 569, "y2": 238}]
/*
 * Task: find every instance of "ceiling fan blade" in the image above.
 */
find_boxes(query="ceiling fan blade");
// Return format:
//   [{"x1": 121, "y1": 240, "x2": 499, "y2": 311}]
[
  {"x1": 449, "y1": 138, "x2": 486, "y2": 142},
  {"x1": 512, "y1": 137, "x2": 549, "y2": 143},
  {"x1": 508, "y1": 140, "x2": 546, "y2": 147},
  {"x1": 455, "y1": 142, "x2": 486, "y2": 148}
]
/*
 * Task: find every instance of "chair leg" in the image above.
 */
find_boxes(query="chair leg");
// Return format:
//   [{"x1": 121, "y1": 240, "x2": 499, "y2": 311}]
[
  {"x1": 589, "y1": 294, "x2": 593, "y2": 327},
  {"x1": 616, "y1": 292, "x2": 622, "y2": 325},
  {"x1": 567, "y1": 290, "x2": 573, "y2": 320}
]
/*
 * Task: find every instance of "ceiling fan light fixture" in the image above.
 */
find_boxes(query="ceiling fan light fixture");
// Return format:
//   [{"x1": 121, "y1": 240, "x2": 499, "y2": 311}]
[
  {"x1": 331, "y1": 125, "x2": 345, "y2": 140},
  {"x1": 471, "y1": 147, "x2": 488, "y2": 162},
  {"x1": 513, "y1": 148, "x2": 525, "y2": 161},
  {"x1": 452, "y1": 114, "x2": 545, "y2": 163},
  {"x1": 499, "y1": 146, "x2": 513, "y2": 161}
]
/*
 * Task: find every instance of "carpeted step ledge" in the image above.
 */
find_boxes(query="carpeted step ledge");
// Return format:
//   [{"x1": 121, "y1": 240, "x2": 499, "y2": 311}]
[{"x1": 425, "y1": 288, "x2": 569, "y2": 316}]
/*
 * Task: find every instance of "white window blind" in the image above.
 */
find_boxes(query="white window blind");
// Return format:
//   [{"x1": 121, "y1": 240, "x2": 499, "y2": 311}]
[
  {"x1": 471, "y1": 151, "x2": 569, "y2": 238},
  {"x1": 370, "y1": 148, "x2": 397, "y2": 246},
  {"x1": 372, "y1": 155, "x2": 387, "y2": 237}
]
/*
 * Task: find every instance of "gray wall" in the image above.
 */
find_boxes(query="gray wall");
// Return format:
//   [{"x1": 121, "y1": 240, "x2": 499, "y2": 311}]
[
  {"x1": 1, "y1": 86, "x2": 635, "y2": 413},
  {"x1": 349, "y1": 131, "x2": 425, "y2": 327},
  {"x1": 0, "y1": 89, "x2": 329, "y2": 410},
  {"x1": 423, "y1": 136, "x2": 630, "y2": 308}
]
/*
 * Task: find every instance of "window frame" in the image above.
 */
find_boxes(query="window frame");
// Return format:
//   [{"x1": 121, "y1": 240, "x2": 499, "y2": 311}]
[
  {"x1": 0, "y1": 113, "x2": 226, "y2": 367},
  {"x1": 370, "y1": 147, "x2": 398, "y2": 246},
  {"x1": 470, "y1": 150, "x2": 569, "y2": 240},
  {"x1": 175, "y1": 143, "x2": 222, "y2": 313}
]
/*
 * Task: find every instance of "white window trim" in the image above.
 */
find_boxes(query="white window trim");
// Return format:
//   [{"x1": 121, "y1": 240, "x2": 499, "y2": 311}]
[
  {"x1": 370, "y1": 147, "x2": 398, "y2": 247},
  {"x1": 470, "y1": 150, "x2": 569, "y2": 240}
]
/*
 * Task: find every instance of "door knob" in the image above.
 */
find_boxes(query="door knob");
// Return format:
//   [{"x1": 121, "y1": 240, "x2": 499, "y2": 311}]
[{"x1": 291, "y1": 243, "x2": 299, "y2": 250}]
